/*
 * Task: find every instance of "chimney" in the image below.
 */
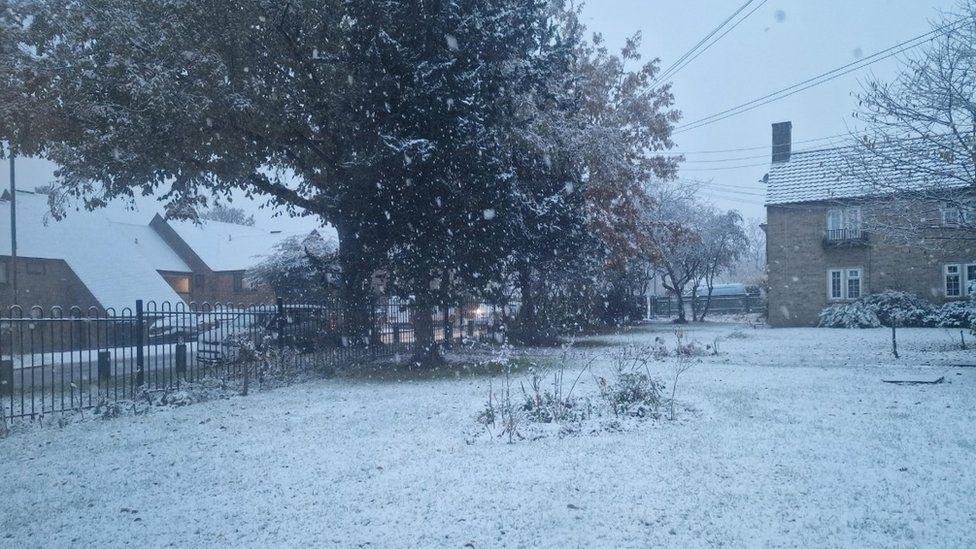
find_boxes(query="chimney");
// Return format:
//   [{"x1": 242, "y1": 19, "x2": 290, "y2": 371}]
[{"x1": 771, "y1": 121, "x2": 792, "y2": 163}]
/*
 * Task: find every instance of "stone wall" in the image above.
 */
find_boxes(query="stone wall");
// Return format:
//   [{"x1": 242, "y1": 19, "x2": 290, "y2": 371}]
[{"x1": 766, "y1": 201, "x2": 976, "y2": 327}]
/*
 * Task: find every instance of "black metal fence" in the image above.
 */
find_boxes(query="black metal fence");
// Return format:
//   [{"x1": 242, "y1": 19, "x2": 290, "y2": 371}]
[
  {"x1": 649, "y1": 294, "x2": 766, "y2": 318},
  {"x1": 0, "y1": 298, "x2": 496, "y2": 420}
]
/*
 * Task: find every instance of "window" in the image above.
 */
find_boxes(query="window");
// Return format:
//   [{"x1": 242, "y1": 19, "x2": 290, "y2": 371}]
[
  {"x1": 194, "y1": 274, "x2": 205, "y2": 291},
  {"x1": 941, "y1": 206, "x2": 972, "y2": 227},
  {"x1": 829, "y1": 270, "x2": 843, "y2": 300},
  {"x1": 846, "y1": 269, "x2": 861, "y2": 299},
  {"x1": 945, "y1": 265, "x2": 961, "y2": 297},
  {"x1": 826, "y1": 207, "x2": 861, "y2": 240},
  {"x1": 942, "y1": 208, "x2": 960, "y2": 227},
  {"x1": 943, "y1": 263, "x2": 976, "y2": 297},
  {"x1": 233, "y1": 272, "x2": 244, "y2": 291},
  {"x1": 0, "y1": 262, "x2": 6, "y2": 284},
  {"x1": 26, "y1": 261, "x2": 45, "y2": 275},
  {"x1": 827, "y1": 268, "x2": 864, "y2": 300}
]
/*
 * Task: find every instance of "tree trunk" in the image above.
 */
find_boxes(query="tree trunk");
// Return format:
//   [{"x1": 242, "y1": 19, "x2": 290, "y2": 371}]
[
  {"x1": 411, "y1": 274, "x2": 440, "y2": 366},
  {"x1": 336, "y1": 221, "x2": 373, "y2": 345},
  {"x1": 515, "y1": 266, "x2": 538, "y2": 343},
  {"x1": 672, "y1": 286, "x2": 688, "y2": 323}
]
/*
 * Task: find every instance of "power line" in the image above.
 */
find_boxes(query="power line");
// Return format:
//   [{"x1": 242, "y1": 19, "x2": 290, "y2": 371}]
[
  {"x1": 655, "y1": 0, "x2": 769, "y2": 88},
  {"x1": 674, "y1": 17, "x2": 967, "y2": 134},
  {"x1": 652, "y1": 0, "x2": 759, "y2": 87},
  {"x1": 664, "y1": 132, "x2": 855, "y2": 155}
]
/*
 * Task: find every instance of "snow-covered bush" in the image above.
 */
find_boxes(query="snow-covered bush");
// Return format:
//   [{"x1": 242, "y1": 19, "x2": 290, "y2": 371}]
[
  {"x1": 818, "y1": 302, "x2": 881, "y2": 328},
  {"x1": 862, "y1": 290, "x2": 934, "y2": 326},
  {"x1": 597, "y1": 346, "x2": 664, "y2": 418},
  {"x1": 596, "y1": 371, "x2": 662, "y2": 418},
  {"x1": 924, "y1": 300, "x2": 976, "y2": 329}
]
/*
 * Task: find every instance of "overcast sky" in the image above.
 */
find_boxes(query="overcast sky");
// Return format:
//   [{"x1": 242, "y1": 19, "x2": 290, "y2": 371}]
[{"x1": 1, "y1": 0, "x2": 959, "y2": 226}]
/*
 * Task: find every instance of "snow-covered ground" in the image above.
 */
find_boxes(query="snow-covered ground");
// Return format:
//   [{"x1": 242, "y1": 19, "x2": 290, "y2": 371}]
[{"x1": 2, "y1": 322, "x2": 975, "y2": 547}]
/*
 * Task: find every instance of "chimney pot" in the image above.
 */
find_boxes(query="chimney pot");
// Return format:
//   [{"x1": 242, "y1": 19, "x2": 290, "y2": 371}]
[{"x1": 771, "y1": 121, "x2": 792, "y2": 163}]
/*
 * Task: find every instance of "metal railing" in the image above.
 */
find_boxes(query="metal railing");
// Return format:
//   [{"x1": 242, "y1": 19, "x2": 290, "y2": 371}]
[
  {"x1": 0, "y1": 297, "x2": 493, "y2": 419},
  {"x1": 649, "y1": 294, "x2": 766, "y2": 318},
  {"x1": 824, "y1": 228, "x2": 866, "y2": 241}
]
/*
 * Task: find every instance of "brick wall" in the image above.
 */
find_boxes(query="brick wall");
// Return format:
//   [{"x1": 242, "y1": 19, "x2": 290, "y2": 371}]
[
  {"x1": 766, "y1": 202, "x2": 976, "y2": 327},
  {"x1": 0, "y1": 256, "x2": 101, "y2": 312}
]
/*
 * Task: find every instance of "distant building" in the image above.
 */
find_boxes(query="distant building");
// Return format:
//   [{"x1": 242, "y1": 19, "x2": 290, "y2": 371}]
[
  {"x1": 0, "y1": 190, "x2": 317, "y2": 311},
  {"x1": 764, "y1": 122, "x2": 975, "y2": 327}
]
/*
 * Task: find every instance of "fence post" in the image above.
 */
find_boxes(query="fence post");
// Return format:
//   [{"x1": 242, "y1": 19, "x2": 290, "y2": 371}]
[
  {"x1": 97, "y1": 351, "x2": 111, "y2": 385},
  {"x1": 135, "y1": 299, "x2": 145, "y2": 387},
  {"x1": 0, "y1": 359, "x2": 12, "y2": 396},
  {"x1": 175, "y1": 344, "x2": 187, "y2": 375},
  {"x1": 276, "y1": 297, "x2": 286, "y2": 351},
  {"x1": 442, "y1": 306, "x2": 452, "y2": 349}
]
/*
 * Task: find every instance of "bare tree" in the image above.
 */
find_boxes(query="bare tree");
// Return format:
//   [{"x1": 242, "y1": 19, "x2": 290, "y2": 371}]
[
  {"x1": 691, "y1": 210, "x2": 748, "y2": 322},
  {"x1": 638, "y1": 183, "x2": 704, "y2": 324},
  {"x1": 844, "y1": 3, "x2": 976, "y2": 244}
]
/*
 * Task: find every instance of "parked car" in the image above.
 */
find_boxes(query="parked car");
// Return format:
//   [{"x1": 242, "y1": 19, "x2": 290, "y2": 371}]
[{"x1": 195, "y1": 304, "x2": 343, "y2": 365}]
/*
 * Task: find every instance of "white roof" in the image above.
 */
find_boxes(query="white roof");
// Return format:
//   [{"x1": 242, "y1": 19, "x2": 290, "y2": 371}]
[
  {"x1": 0, "y1": 191, "x2": 187, "y2": 310},
  {"x1": 766, "y1": 140, "x2": 968, "y2": 205},
  {"x1": 165, "y1": 219, "x2": 303, "y2": 271}
]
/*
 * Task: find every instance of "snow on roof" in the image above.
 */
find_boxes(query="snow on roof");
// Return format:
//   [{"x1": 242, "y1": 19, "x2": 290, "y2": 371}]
[
  {"x1": 165, "y1": 218, "x2": 307, "y2": 272},
  {"x1": 765, "y1": 140, "x2": 967, "y2": 205},
  {"x1": 0, "y1": 191, "x2": 187, "y2": 310}
]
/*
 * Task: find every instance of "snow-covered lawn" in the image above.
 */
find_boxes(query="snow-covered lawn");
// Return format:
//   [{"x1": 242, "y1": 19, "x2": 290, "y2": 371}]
[{"x1": 2, "y1": 322, "x2": 975, "y2": 547}]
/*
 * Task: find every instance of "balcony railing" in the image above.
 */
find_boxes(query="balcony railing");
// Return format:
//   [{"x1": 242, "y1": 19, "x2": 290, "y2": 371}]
[{"x1": 823, "y1": 228, "x2": 869, "y2": 247}]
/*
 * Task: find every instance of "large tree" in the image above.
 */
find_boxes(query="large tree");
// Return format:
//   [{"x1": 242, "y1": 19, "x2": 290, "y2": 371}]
[
  {"x1": 845, "y1": 3, "x2": 976, "y2": 243},
  {"x1": 0, "y1": 0, "x2": 562, "y2": 361}
]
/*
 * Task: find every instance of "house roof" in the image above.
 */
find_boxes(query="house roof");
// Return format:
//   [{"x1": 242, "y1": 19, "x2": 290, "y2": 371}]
[
  {"x1": 765, "y1": 140, "x2": 969, "y2": 205},
  {"x1": 0, "y1": 191, "x2": 188, "y2": 309},
  {"x1": 163, "y1": 219, "x2": 303, "y2": 272}
]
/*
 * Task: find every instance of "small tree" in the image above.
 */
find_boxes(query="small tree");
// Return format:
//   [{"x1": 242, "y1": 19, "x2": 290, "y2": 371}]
[
  {"x1": 246, "y1": 232, "x2": 338, "y2": 302},
  {"x1": 691, "y1": 209, "x2": 748, "y2": 322},
  {"x1": 199, "y1": 204, "x2": 255, "y2": 226}
]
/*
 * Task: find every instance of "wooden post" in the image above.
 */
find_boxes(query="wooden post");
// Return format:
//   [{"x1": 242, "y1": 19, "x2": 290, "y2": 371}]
[{"x1": 891, "y1": 323, "x2": 899, "y2": 359}]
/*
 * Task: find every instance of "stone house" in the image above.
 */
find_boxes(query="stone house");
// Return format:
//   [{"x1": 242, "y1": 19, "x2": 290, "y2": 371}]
[
  {"x1": 764, "y1": 122, "x2": 976, "y2": 327},
  {"x1": 0, "y1": 189, "x2": 311, "y2": 312}
]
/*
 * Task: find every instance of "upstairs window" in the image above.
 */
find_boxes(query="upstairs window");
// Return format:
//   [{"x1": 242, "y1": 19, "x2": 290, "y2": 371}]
[
  {"x1": 941, "y1": 206, "x2": 973, "y2": 227},
  {"x1": 826, "y1": 207, "x2": 862, "y2": 240}
]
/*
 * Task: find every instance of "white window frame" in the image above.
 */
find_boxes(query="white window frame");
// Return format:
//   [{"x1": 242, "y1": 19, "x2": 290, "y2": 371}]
[
  {"x1": 945, "y1": 264, "x2": 962, "y2": 297},
  {"x1": 828, "y1": 269, "x2": 844, "y2": 300},
  {"x1": 826, "y1": 207, "x2": 862, "y2": 239},
  {"x1": 827, "y1": 267, "x2": 865, "y2": 301},
  {"x1": 942, "y1": 207, "x2": 961, "y2": 227},
  {"x1": 943, "y1": 262, "x2": 976, "y2": 297},
  {"x1": 846, "y1": 268, "x2": 862, "y2": 299}
]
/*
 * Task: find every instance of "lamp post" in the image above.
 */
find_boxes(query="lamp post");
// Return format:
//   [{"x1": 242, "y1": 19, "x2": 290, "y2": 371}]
[{"x1": 8, "y1": 150, "x2": 16, "y2": 305}]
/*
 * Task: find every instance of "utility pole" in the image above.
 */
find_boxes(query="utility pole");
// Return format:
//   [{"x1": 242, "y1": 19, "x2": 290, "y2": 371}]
[{"x1": 8, "y1": 151, "x2": 16, "y2": 305}]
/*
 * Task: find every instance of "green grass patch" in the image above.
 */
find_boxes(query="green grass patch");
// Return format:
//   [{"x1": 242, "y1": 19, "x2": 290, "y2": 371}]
[{"x1": 337, "y1": 355, "x2": 541, "y2": 383}]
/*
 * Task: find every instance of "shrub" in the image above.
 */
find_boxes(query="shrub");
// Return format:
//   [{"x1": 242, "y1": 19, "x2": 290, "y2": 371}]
[
  {"x1": 924, "y1": 300, "x2": 976, "y2": 329},
  {"x1": 862, "y1": 290, "x2": 934, "y2": 326},
  {"x1": 597, "y1": 371, "x2": 663, "y2": 418},
  {"x1": 818, "y1": 302, "x2": 881, "y2": 328}
]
